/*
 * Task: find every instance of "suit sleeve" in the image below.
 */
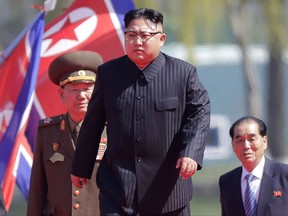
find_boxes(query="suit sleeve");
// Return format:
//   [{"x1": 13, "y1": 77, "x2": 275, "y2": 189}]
[
  {"x1": 27, "y1": 129, "x2": 47, "y2": 216},
  {"x1": 180, "y1": 65, "x2": 210, "y2": 169}
]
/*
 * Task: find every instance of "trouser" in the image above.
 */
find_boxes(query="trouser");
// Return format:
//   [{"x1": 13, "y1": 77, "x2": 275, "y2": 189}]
[{"x1": 99, "y1": 191, "x2": 191, "y2": 216}]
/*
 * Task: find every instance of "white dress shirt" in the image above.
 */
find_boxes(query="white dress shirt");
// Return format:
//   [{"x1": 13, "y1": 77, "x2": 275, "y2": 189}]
[{"x1": 241, "y1": 156, "x2": 265, "y2": 204}]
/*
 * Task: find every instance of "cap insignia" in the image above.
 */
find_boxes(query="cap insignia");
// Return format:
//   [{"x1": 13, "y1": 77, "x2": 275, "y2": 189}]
[{"x1": 78, "y1": 70, "x2": 86, "y2": 76}]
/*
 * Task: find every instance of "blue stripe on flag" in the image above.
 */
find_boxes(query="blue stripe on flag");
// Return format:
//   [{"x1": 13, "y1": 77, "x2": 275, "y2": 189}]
[
  {"x1": 25, "y1": 105, "x2": 41, "y2": 152},
  {"x1": 16, "y1": 153, "x2": 31, "y2": 199},
  {"x1": 111, "y1": 0, "x2": 135, "y2": 31},
  {"x1": 0, "y1": 12, "x2": 45, "y2": 183}
]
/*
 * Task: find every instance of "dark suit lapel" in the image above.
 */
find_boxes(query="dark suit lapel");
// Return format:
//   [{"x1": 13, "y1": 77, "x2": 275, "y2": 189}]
[
  {"x1": 232, "y1": 167, "x2": 246, "y2": 215},
  {"x1": 257, "y1": 158, "x2": 274, "y2": 216}
]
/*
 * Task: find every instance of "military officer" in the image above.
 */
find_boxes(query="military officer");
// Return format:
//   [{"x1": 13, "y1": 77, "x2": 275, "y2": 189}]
[{"x1": 27, "y1": 50, "x2": 106, "y2": 216}]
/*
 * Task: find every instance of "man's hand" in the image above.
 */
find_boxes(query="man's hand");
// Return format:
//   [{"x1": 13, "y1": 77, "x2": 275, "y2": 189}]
[
  {"x1": 71, "y1": 174, "x2": 87, "y2": 188},
  {"x1": 176, "y1": 157, "x2": 198, "y2": 180}
]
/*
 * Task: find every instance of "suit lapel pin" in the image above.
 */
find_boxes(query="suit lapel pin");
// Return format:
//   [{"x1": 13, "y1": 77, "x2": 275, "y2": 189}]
[
  {"x1": 273, "y1": 191, "x2": 283, "y2": 197},
  {"x1": 53, "y1": 143, "x2": 59, "y2": 151}
]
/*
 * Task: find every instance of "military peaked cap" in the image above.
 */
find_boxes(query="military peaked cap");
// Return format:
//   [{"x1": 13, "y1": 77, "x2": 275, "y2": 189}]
[{"x1": 48, "y1": 50, "x2": 103, "y2": 86}]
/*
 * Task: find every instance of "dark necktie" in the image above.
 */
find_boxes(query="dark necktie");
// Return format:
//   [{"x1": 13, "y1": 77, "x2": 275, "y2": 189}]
[
  {"x1": 244, "y1": 174, "x2": 257, "y2": 216},
  {"x1": 72, "y1": 125, "x2": 80, "y2": 144}
]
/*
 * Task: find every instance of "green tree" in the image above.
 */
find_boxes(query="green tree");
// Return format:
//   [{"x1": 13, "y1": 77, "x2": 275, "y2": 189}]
[
  {"x1": 226, "y1": 0, "x2": 263, "y2": 117},
  {"x1": 227, "y1": 0, "x2": 287, "y2": 159},
  {"x1": 260, "y1": 0, "x2": 287, "y2": 160}
]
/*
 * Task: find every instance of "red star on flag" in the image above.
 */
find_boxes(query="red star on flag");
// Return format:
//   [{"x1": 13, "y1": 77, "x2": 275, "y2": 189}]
[{"x1": 44, "y1": 15, "x2": 91, "y2": 50}]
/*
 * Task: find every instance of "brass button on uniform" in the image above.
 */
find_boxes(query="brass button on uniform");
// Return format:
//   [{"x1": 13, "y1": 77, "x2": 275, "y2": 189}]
[
  {"x1": 73, "y1": 190, "x2": 80, "y2": 196},
  {"x1": 73, "y1": 203, "x2": 80, "y2": 210}
]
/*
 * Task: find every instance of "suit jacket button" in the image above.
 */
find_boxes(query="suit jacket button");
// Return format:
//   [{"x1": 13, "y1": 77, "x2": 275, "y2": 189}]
[
  {"x1": 136, "y1": 115, "x2": 143, "y2": 121},
  {"x1": 74, "y1": 190, "x2": 80, "y2": 196},
  {"x1": 73, "y1": 203, "x2": 80, "y2": 210},
  {"x1": 137, "y1": 157, "x2": 142, "y2": 162}
]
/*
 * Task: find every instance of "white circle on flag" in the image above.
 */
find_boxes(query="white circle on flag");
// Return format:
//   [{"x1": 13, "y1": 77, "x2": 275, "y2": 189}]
[{"x1": 41, "y1": 7, "x2": 98, "y2": 57}]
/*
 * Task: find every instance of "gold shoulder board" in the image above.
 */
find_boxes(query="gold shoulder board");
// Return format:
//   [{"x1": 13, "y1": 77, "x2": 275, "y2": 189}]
[{"x1": 38, "y1": 114, "x2": 64, "y2": 128}]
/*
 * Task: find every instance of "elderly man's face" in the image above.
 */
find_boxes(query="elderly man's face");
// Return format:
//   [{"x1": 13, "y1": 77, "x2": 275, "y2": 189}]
[
  {"x1": 59, "y1": 82, "x2": 94, "y2": 121},
  {"x1": 232, "y1": 120, "x2": 267, "y2": 172}
]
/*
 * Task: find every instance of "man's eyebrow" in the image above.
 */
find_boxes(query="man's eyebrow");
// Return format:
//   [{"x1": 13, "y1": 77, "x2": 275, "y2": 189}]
[
  {"x1": 234, "y1": 135, "x2": 242, "y2": 139},
  {"x1": 234, "y1": 133, "x2": 257, "y2": 139}
]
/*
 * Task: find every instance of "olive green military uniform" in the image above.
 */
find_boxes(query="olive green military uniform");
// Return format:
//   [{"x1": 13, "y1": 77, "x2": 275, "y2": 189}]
[
  {"x1": 27, "y1": 50, "x2": 105, "y2": 216},
  {"x1": 27, "y1": 114, "x2": 105, "y2": 215}
]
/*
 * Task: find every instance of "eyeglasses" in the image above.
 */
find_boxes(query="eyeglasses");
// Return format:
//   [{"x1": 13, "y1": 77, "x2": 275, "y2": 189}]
[{"x1": 124, "y1": 31, "x2": 162, "y2": 42}]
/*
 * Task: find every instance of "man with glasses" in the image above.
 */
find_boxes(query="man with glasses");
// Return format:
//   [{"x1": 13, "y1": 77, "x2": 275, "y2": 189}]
[{"x1": 71, "y1": 8, "x2": 210, "y2": 216}]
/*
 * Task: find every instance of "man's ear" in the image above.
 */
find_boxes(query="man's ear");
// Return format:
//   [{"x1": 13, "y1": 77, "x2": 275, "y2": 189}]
[
  {"x1": 160, "y1": 33, "x2": 166, "y2": 47},
  {"x1": 263, "y1": 135, "x2": 268, "y2": 150},
  {"x1": 58, "y1": 88, "x2": 64, "y2": 99}
]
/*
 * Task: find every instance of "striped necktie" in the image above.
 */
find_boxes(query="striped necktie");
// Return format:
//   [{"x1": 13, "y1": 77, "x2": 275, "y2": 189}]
[{"x1": 244, "y1": 174, "x2": 257, "y2": 216}]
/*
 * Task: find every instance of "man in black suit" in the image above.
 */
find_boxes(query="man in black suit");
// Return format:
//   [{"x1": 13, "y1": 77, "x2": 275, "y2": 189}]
[
  {"x1": 71, "y1": 8, "x2": 210, "y2": 215},
  {"x1": 219, "y1": 116, "x2": 288, "y2": 216}
]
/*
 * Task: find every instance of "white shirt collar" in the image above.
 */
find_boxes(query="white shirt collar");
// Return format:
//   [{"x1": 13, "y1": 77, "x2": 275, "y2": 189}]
[{"x1": 241, "y1": 156, "x2": 265, "y2": 181}]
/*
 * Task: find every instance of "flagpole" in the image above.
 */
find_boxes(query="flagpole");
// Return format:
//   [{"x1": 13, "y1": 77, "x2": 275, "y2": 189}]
[
  {"x1": 0, "y1": 13, "x2": 43, "y2": 65},
  {"x1": 0, "y1": 0, "x2": 57, "y2": 65}
]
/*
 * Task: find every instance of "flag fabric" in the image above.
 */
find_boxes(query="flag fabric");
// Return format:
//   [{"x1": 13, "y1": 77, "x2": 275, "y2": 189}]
[
  {"x1": 35, "y1": 0, "x2": 135, "y2": 120},
  {"x1": 0, "y1": 12, "x2": 45, "y2": 210},
  {"x1": 0, "y1": 0, "x2": 135, "y2": 211}
]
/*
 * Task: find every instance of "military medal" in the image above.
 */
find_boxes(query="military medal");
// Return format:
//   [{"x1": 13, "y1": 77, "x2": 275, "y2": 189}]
[{"x1": 53, "y1": 143, "x2": 59, "y2": 151}]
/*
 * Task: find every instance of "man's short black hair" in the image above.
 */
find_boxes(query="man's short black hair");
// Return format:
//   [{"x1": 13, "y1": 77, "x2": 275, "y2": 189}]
[
  {"x1": 124, "y1": 8, "x2": 164, "y2": 28},
  {"x1": 229, "y1": 116, "x2": 267, "y2": 139}
]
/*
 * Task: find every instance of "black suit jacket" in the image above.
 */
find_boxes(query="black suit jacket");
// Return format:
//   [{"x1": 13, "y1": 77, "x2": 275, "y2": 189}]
[
  {"x1": 72, "y1": 52, "x2": 210, "y2": 214},
  {"x1": 219, "y1": 158, "x2": 288, "y2": 216}
]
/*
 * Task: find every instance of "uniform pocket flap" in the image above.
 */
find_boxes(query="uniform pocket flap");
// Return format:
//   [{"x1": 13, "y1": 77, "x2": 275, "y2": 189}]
[
  {"x1": 49, "y1": 152, "x2": 65, "y2": 163},
  {"x1": 156, "y1": 97, "x2": 179, "y2": 111}
]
